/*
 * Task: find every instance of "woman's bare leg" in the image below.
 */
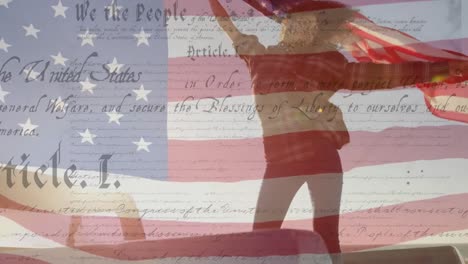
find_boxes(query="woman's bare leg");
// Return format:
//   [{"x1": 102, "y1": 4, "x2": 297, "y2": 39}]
[
  {"x1": 307, "y1": 173, "x2": 343, "y2": 261},
  {"x1": 0, "y1": 167, "x2": 146, "y2": 243},
  {"x1": 253, "y1": 174, "x2": 305, "y2": 230}
]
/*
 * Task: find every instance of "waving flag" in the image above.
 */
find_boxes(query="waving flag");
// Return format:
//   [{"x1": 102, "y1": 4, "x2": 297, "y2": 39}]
[
  {"x1": 0, "y1": 0, "x2": 468, "y2": 263},
  {"x1": 241, "y1": 0, "x2": 468, "y2": 123},
  {"x1": 346, "y1": 13, "x2": 468, "y2": 123}
]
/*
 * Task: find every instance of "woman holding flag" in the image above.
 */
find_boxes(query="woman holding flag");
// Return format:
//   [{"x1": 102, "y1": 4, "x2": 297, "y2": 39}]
[{"x1": 208, "y1": 0, "x2": 468, "y2": 263}]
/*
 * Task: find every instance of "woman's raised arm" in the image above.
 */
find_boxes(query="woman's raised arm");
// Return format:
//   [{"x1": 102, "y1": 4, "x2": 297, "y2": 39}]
[
  {"x1": 208, "y1": 0, "x2": 243, "y2": 42},
  {"x1": 208, "y1": 0, "x2": 265, "y2": 56}
]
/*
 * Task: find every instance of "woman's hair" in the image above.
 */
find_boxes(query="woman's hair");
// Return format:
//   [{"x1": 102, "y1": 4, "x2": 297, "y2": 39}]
[{"x1": 278, "y1": 3, "x2": 357, "y2": 48}]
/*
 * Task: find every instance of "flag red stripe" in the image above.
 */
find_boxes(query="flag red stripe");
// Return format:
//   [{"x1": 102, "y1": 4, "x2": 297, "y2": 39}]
[
  {"x1": 1, "y1": 192, "x2": 468, "y2": 259},
  {"x1": 168, "y1": 125, "x2": 468, "y2": 182}
]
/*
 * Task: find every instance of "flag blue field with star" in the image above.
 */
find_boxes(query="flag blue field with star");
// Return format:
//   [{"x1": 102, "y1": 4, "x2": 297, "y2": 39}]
[{"x1": 0, "y1": 0, "x2": 169, "y2": 180}]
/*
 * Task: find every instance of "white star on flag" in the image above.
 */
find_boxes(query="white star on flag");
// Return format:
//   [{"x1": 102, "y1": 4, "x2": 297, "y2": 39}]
[
  {"x1": 23, "y1": 67, "x2": 40, "y2": 81},
  {"x1": 106, "y1": 57, "x2": 124, "y2": 73},
  {"x1": 106, "y1": 109, "x2": 124, "y2": 125},
  {"x1": 51, "y1": 0, "x2": 68, "y2": 18},
  {"x1": 50, "y1": 96, "x2": 68, "y2": 112},
  {"x1": 0, "y1": 38, "x2": 11, "y2": 52},
  {"x1": 78, "y1": 29, "x2": 97, "y2": 47},
  {"x1": 23, "y1": 24, "x2": 40, "y2": 39},
  {"x1": 18, "y1": 118, "x2": 38, "y2": 132},
  {"x1": 0, "y1": 85, "x2": 10, "y2": 103},
  {"x1": 79, "y1": 129, "x2": 97, "y2": 145},
  {"x1": 133, "y1": 137, "x2": 152, "y2": 152},
  {"x1": 80, "y1": 77, "x2": 97, "y2": 94},
  {"x1": 133, "y1": 84, "x2": 151, "y2": 102},
  {"x1": 0, "y1": 0, "x2": 12, "y2": 8},
  {"x1": 51, "y1": 52, "x2": 68, "y2": 66},
  {"x1": 134, "y1": 28, "x2": 151, "y2": 47}
]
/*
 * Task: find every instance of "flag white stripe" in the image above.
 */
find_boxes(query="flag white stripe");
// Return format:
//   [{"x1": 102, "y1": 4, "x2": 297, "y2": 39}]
[
  {"x1": 2, "y1": 159, "x2": 467, "y2": 222},
  {"x1": 168, "y1": 89, "x2": 466, "y2": 140}
]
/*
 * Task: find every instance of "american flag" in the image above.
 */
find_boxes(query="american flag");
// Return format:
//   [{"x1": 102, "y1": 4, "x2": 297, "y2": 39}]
[{"x1": 0, "y1": 0, "x2": 468, "y2": 263}]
